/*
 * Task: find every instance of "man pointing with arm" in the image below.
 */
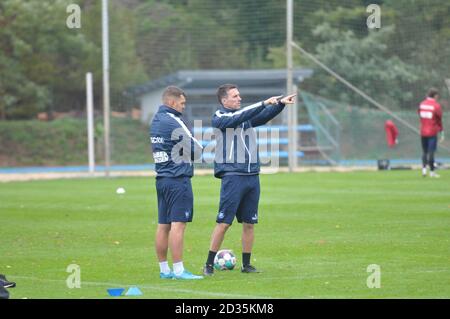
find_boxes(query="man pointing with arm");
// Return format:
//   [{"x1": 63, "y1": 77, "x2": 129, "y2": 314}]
[{"x1": 203, "y1": 84, "x2": 296, "y2": 276}]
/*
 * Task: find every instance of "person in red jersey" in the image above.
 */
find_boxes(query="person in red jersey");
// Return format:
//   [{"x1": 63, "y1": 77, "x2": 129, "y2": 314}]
[{"x1": 418, "y1": 88, "x2": 444, "y2": 177}]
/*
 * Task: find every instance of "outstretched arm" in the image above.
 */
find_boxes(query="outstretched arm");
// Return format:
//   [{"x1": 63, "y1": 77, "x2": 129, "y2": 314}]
[
  {"x1": 250, "y1": 94, "x2": 297, "y2": 127},
  {"x1": 212, "y1": 102, "x2": 266, "y2": 129}
]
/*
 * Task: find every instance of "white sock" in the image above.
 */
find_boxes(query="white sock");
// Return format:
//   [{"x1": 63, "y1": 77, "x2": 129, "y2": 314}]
[
  {"x1": 173, "y1": 262, "x2": 184, "y2": 276},
  {"x1": 159, "y1": 261, "x2": 171, "y2": 274}
]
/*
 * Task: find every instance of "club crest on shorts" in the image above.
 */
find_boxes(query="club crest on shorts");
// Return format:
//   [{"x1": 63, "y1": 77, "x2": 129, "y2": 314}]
[
  {"x1": 185, "y1": 211, "x2": 190, "y2": 219},
  {"x1": 218, "y1": 211, "x2": 224, "y2": 219}
]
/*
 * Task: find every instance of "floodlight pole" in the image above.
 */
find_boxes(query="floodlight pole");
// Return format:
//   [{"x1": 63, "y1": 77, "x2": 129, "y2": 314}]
[
  {"x1": 286, "y1": 0, "x2": 297, "y2": 172},
  {"x1": 287, "y1": 0, "x2": 293, "y2": 94},
  {"x1": 102, "y1": 0, "x2": 111, "y2": 177},
  {"x1": 86, "y1": 72, "x2": 95, "y2": 174}
]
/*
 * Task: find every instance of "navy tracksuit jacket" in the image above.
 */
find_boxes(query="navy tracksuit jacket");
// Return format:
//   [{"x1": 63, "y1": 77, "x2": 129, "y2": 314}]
[
  {"x1": 150, "y1": 105, "x2": 203, "y2": 178},
  {"x1": 212, "y1": 101, "x2": 286, "y2": 178}
]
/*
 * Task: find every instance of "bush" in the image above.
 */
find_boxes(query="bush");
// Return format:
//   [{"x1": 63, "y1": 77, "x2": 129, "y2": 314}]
[{"x1": 0, "y1": 118, "x2": 153, "y2": 167}]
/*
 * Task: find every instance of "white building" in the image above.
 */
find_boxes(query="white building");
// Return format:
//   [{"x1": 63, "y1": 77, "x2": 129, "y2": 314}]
[{"x1": 129, "y1": 69, "x2": 313, "y2": 126}]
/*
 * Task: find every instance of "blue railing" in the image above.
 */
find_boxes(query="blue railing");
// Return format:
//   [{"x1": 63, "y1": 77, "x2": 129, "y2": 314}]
[
  {"x1": 193, "y1": 125, "x2": 315, "y2": 159},
  {"x1": 0, "y1": 125, "x2": 315, "y2": 174}
]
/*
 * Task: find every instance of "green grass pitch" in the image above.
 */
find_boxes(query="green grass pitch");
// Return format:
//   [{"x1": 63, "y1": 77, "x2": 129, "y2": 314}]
[{"x1": 0, "y1": 171, "x2": 449, "y2": 299}]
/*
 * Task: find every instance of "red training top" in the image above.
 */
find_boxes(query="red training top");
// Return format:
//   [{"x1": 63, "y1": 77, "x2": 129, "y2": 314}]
[
  {"x1": 418, "y1": 97, "x2": 443, "y2": 137},
  {"x1": 384, "y1": 120, "x2": 398, "y2": 148}
]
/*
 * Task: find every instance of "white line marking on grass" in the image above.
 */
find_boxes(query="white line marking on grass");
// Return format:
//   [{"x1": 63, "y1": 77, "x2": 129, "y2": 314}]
[
  {"x1": 12, "y1": 268, "x2": 449, "y2": 298},
  {"x1": 11, "y1": 276, "x2": 275, "y2": 299},
  {"x1": 209, "y1": 268, "x2": 450, "y2": 284}
]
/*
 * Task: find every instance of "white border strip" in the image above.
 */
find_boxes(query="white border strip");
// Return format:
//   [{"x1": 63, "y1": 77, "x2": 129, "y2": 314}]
[
  {"x1": 167, "y1": 113, "x2": 203, "y2": 149},
  {"x1": 215, "y1": 102, "x2": 263, "y2": 118}
]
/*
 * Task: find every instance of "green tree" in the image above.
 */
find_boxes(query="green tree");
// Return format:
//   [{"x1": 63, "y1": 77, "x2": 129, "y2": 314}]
[
  {"x1": 306, "y1": 23, "x2": 419, "y2": 108},
  {"x1": 0, "y1": 0, "x2": 96, "y2": 119},
  {"x1": 134, "y1": 0, "x2": 249, "y2": 80},
  {"x1": 81, "y1": 0, "x2": 148, "y2": 111},
  {"x1": 383, "y1": 0, "x2": 450, "y2": 102},
  {"x1": 0, "y1": 0, "x2": 148, "y2": 119}
]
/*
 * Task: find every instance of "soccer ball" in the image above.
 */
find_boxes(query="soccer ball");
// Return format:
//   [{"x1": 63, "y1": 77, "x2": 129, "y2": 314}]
[{"x1": 214, "y1": 249, "x2": 237, "y2": 271}]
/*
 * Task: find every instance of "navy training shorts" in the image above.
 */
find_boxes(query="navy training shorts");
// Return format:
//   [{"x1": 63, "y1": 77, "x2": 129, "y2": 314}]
[
  {"x1": 156, "y1": 176, "x2": 193, "y2": 224},
  {"x1": 216, "y1": 174, "x2": 260, "y2": 225},
  {"x1": 421, "y1": 136, "x2": 437, "y2": 153}
]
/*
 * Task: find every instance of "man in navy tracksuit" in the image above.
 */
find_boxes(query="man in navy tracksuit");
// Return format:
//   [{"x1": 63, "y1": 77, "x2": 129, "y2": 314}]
[
  {"x1": 150, "y1": 86, "x2": 203, "y2": 280},
  {"x1": 203, "y1": 84, "x2": 296, "y2": 275}
]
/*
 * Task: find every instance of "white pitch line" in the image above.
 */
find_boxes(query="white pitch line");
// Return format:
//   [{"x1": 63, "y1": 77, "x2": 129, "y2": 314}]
[
  {"x1": 11, "y1": 268, "x2": 449, "y2": 298},
  {"x1": 11, "y1": 275, "x2": 275, "y2": 299}
]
